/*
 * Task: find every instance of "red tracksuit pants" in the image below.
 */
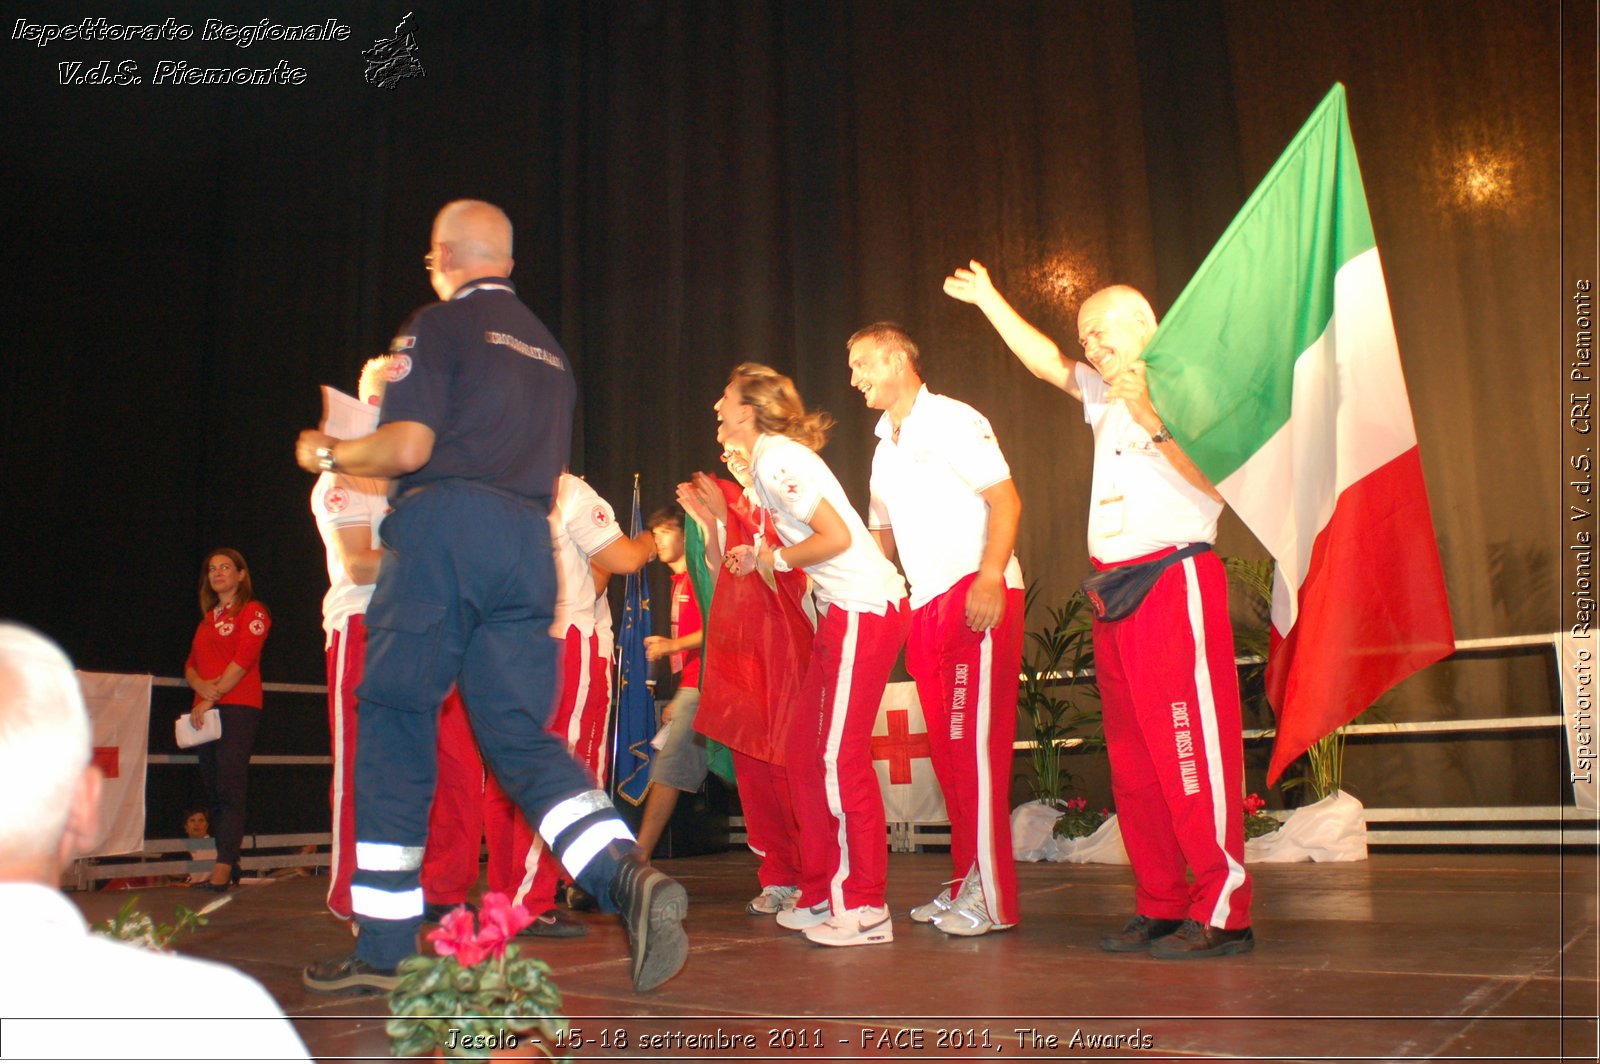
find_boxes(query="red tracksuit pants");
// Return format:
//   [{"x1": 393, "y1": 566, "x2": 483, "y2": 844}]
[
  {"x1": 420, "y1": 688, "x2": 517, "y2": 905},
  {"x1": 1093, "y1": 547, "x2": 1252, "y2": 930},
  {"x1": 787, "y1": 600, "x2": 910, "y2": 913},
  {"x1": 327, "y1": 619, "x2": 511, "y2": 916},
  {"x1": 906, "y1": 574, "x2": 1025, "y2": 926},
  {"x1": 733, "y1": 749, "x2": 802, "y2": 888},
  {"x1": 502, "y1": 628, "x2": 609, "y2": 912}
]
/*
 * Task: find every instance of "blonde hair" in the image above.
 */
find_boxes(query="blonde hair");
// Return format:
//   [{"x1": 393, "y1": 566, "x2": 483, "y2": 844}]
[{"x1": 728, "y1": 362, "x2": 834, "y2": 452}]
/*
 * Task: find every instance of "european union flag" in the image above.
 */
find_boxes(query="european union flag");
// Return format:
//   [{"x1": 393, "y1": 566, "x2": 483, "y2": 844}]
[{"x1": 610, "y1": 476, "x2": 655, "y2": 805}]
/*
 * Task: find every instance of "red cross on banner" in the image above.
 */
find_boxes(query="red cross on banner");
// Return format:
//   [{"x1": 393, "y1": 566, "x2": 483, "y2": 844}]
[
  {"x1": 91, "y1": 746, "x2": 120, "y2": 779},
  {"x1": 870, "y1": 708, "x2": 931, "y2": 785}
]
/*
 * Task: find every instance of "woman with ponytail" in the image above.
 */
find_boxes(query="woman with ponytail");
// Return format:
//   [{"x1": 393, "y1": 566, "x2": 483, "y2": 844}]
[{"x1": 716, "y1": 362, "x2": 908, "y2": 949}]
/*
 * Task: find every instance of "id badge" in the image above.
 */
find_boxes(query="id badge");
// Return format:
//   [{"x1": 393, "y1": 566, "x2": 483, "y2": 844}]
[{"x1": 1093, "y1": 494, "x2": 1126, "y2": 538}]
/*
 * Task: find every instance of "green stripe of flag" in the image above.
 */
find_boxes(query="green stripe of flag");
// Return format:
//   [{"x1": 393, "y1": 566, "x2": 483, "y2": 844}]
[{"x1": 1141, "y1": 83, "x2": 1378, "y2": 483}]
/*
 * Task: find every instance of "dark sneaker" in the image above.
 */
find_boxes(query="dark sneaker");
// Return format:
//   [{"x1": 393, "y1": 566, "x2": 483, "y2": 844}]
[
  {"x1": 301, "y1": 953, "x2": 401, "y2": 995},
  {"x1": 516, "y1": 907, "x2": 589, "y2": 938},
  {"x1": 1150, "y1": 918, "x2": 1255, "y2": 959},
  {"x1": 565, "y1": 883, "x2": 599, "y2": 912},
  {"x1": 423, "y1": 900, "x2": 474, "y2": 922},
  {"x1": 608, "y1": 853, "x2": 688, "y2": 992},
  {"x1": 1099, "y1": 914, "x2": 1185, "y2": 953}
]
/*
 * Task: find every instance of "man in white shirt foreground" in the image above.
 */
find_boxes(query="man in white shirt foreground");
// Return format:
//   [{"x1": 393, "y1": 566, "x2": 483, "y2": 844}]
[{"x1": 0, "y1": 621, "x2": 311, "y2": 1058}]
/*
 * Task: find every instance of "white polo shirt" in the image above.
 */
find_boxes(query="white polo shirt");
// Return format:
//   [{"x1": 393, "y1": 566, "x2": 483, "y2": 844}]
[
  {"x1": 551, "y1": 473, "x2": 624, "y2": 638},
  {"x1": 312, "y1": 470, "x2": 390, "y2": 646},
  {"x1": 1077, "y1": 363, "x2": 1221, "y2": 564},
  {"x1": 749, "y1": 432, "x2": 906, "y2": 614},
  {"x1": 867, "y1": 386, "x2": 1024, "y2": 609}
]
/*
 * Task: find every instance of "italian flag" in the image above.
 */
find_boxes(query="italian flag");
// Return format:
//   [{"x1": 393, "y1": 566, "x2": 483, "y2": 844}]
[{"x1": 1141, "y1": 84, "x2": 1455, "y2": 784}]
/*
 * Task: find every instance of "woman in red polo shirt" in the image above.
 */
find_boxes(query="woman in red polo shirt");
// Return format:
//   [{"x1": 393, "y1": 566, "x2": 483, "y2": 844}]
[{"x1": 184, "y1": 548, "x2": 271, "y2": 892}]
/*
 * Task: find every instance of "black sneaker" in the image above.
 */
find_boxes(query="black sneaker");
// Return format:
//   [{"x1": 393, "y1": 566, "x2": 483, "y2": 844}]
[
  {"x1": 1150, "y1": 918, "x2": 1255, "y2": 959},
  {"x1": 423, "y1": 900, "x2": 475, "y2": 922},
  {"x1": 1099, "y1": 914, "x2": 1185, "y2": 953},
  {"x1": 517, "y1": 907, "x2": 589, "y2": 938},
  {"x1": 608, "y1": 853, "x2": 688, "y2": 992},
  {"x1": 301, "y1": 953, "x2": 401, "y2": 995}
]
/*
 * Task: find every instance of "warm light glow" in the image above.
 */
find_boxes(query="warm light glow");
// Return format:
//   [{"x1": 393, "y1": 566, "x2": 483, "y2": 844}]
[
  {"x1": 1025, "y1": 248, "x2": 1101, "y2": 312},
  {"x1": 1439, "y1": 145, "x2": 1518, "y2": 215}
]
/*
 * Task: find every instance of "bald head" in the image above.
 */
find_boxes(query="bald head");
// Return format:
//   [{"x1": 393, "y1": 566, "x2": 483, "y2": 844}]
[
  {"x1": 1076, "y1": 284, "x2": 1158, "y2": 381},
  {"x1": 0, "y1": 624, "x2": 94, "y2": 876},
  {"x1": 428, "y1": 200, "x2": 515, "y2": 299}
]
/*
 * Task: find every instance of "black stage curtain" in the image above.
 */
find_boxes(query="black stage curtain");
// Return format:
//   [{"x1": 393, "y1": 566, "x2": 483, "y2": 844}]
[{"x1": 0, "y1": 1, "x2": 1582, "y2": 809}]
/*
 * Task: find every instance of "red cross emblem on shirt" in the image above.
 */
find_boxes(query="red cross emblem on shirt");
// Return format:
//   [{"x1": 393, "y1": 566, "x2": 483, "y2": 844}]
[{"x1": 870, "y1": 708, "x2": 930, "y2": 785}]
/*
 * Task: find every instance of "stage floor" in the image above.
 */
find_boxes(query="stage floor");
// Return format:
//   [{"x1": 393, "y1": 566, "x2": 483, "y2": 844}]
[{"x1": 66, "y1": 849, "x2": 1598, "y2": 1062}]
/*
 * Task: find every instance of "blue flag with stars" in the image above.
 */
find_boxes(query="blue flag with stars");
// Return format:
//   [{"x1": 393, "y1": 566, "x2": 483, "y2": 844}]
[{"x1": 611, "y1": 476, "x2": 655, "y2": 805}]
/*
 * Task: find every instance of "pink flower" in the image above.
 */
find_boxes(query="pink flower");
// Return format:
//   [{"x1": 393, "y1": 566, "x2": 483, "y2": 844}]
[
  {"x1": 427, "y1": 907, "x2": 491, "y2": 968},
  {"x1": 473, "y1": 892, "x2": 535, "y2": 958}
]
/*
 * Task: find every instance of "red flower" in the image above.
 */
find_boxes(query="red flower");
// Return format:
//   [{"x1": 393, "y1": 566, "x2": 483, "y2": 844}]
[
  {"x1": 473, "y1": 892, "x2": 535, "y2": 958},
  {"x1": 1243, "y1": 793, "x2": 1266, "y2": 815},
  {"x1": 426, "y1": 907, "x2": 491, "y2": 968}
]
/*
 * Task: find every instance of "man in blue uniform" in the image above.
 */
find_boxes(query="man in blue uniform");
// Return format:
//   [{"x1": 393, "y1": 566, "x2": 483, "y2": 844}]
[{"x1": 295, "y1": 200, "x2": 687, "y2": 994}]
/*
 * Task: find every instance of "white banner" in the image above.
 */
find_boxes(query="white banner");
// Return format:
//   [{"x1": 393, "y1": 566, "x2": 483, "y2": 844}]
[
  {"x1": 871, "y1": 680, "x2": 947, "y2": 825},
  {"x1": 76, "y1": 671, "x2": 151, "y2": 856}
]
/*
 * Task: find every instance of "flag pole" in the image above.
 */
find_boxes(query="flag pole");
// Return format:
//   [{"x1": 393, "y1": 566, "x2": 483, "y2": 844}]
[{"x1": 605, "y1": 472, "x2": 640, "y2": 805}]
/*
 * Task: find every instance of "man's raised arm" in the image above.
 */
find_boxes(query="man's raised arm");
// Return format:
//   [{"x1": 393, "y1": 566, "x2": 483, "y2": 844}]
[{"x1": 943, "y1": 259, "x2": 1084, "y2": 399}]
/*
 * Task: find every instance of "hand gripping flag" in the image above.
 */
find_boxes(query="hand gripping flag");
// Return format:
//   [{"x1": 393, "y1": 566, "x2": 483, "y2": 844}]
[
  {"x1": 681, "y1": 511, "x2": 736, "y2": 785},
  {"x1": 1139, "y1": 83, "x2": 1455, "y2": 783},
  {"x1": 610, "y1": 476, "x2": 656, "y2": 805}
]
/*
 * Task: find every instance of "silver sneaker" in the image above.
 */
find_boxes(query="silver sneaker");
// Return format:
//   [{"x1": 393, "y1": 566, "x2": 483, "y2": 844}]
[
  {"x1": 931, "y1": 866, "x2": 1014, "y2": 937},
  {"x1": 909, "y1": 885, "x2": 954, "y2": 924},
  {"x1": 746, "y1": 884, "x2": 799, "y2": 915}
]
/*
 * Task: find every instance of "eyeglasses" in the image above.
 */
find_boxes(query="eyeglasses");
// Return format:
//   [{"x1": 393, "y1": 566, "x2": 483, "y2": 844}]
[{"x1": 423, "y1": 251, "x2": 436, "y2": 272}]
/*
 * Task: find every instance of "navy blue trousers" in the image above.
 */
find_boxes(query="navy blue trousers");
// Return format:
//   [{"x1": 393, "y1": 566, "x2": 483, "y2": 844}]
[{"x1": 351, "y1": 482, "x2": 624, "y2": 968}]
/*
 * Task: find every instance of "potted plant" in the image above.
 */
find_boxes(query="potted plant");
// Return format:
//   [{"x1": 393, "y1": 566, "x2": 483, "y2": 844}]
[
  {"x1": 1051, "y1": 796, "x2": 1111, "y2": 840},
  {"x1": 386, "y1": 892, "x2": 573, "y2": 1061},
  {"x1": 1015, "y1": 585, "x2": 1102, "y2": 812},
  {"x1": 93, "y1": 894, "x2": 230, "y2": 950}
]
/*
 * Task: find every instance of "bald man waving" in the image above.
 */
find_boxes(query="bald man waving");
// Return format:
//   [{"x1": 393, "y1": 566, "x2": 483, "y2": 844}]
[{"x1": 944, "y1": 262, "x2": 1254, "y2": 960}]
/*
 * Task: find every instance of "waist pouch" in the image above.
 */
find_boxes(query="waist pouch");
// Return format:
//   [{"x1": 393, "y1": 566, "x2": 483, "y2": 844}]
[{"x1": 1081, "y1": 543, "x2": 1211, "y2": 621}]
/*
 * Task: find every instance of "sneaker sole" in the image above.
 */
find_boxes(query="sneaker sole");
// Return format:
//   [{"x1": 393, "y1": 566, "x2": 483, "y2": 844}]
[
  {"x1": 631, "y1": 875, "x2": 688, "y2": 992},
  {"x1": 300, "y1": 970, "x2": 400, "y2": 995},
  {"x1": 806, "y1": 921, "x2": 894, "y2": 948},
  {"x1": 1150, "y1": 933, "x2": 1256, "y2": 960},
  {"x1": 936, "y1": 918, "x2": 1015, "y2": 938}
]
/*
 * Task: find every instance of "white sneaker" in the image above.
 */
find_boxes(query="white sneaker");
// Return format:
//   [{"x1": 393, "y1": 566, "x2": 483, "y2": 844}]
[
  {"x1": 746, "y1": 884, "x2": 799, "y2": 915},
  {"x1": 931, "y1": 866, "x2": 1014, "y2": 937},
  {"x1": 775, "y1": 900, "x2": 831, "y2": 930},
  {"x1": 909, "y1": 885, "x2": 954, "y2": 924},
  {"x1": 804, "y1": 905, "x2": 893, "y2": 947}
]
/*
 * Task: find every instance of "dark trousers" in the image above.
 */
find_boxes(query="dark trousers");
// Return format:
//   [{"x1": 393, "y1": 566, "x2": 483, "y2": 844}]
[
  {"x1": 352, "y1": 482, "x2": 626, "y2": 969},
  {"x1": 196, "y1": 704, "x2": 261, "y2": 869}
]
